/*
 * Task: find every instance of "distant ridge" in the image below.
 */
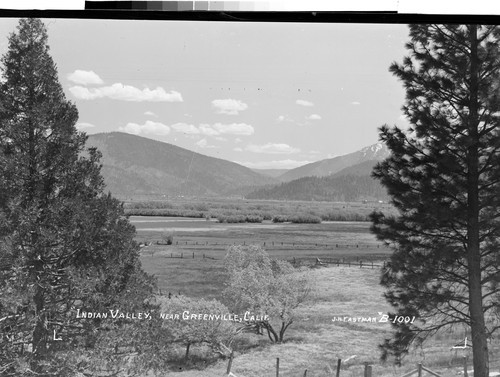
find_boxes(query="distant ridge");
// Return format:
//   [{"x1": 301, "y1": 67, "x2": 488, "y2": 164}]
[
  {"x1": 278, "y1": 142, "x2": 389, "y2": 182},
  {"x1": 251, "y1": 168, "x2": 289, "y2": 178},
  {"x1": 86, "y1": 132, "x2": 276, "y2": 198},
  {"x1": 245, "y1": 143, "x2": 390, "y2": 202},
  {"x1": 245, "y1": 172, "x2": 388, "y2": 202}
]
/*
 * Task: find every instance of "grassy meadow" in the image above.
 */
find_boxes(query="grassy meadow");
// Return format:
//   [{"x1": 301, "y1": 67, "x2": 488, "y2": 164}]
[
  {"x1": 124, "y1": 198, "x2": 397, "y2": 222},
  {"x1": 132, "y1": 215, "x2": 500, "y2": 376}
]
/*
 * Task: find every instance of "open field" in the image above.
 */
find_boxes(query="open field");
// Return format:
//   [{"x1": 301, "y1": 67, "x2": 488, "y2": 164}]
[
  {"x1": 133, "y1": 216, "x2": 500, "y2": 376},
  {"x1": 134, "y1": 217, "x2": 391, "y2": 298}
]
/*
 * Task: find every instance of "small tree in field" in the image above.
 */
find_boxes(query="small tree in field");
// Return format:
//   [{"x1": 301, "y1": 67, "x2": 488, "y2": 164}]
[
  {"x1": 223, "y1": 245, "x2": 311, "y2": 343},
  {"x1": 371, "y1": 24, "x2": 500, "y2": 377},
  {"x1": 158, "y1": 296, "x2": 238, "y2": 360}
]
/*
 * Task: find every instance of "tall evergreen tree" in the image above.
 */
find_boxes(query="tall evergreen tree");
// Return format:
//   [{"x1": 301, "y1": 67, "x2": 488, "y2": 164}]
[
  {"x1": 0, "y1": 19, "x2": 156, "y2": 376},
  {"x1": 371, "y1": 25, "x2": 500, "y2": 377}
]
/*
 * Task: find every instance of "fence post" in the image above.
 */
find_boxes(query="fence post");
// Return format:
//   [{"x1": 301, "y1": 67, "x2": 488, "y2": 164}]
[
  {"x1": 363, "y1": 363, "x2": 372, "y2": 377},
  {"x1": 360, "y1": 260, "x2": 363, "y2": 268},
  {"x1": 181, "y1": 253, "x2": 183, "y2": 259},
  {"x1": 303, "y1": 369, "x2": 307, "y2": 377},
  {"x1": 463, "y1": 356, "x2": 468, "y2": 377},
  {"x1": 335, "y1": 358, "x2": 341, "y2": 377},
  {"x1": 276, "y1": 357, "x2": 279, "y2": 377},
  {"x1": 192, "y1": 252, "x2": 194, "y2": 259},
  {"x1": 417, "y1": 363, "x2": 422, "y2": 377},
  {"x1": 226, "y1": 350, "x2": 234, "y2": 374}
]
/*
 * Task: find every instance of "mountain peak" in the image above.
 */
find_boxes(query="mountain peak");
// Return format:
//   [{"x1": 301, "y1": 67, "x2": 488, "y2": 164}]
[
  {"x1": 278, "y1": 142, "x2": 389, "y2": 182},
  {"x1": 360, "y1": 142, "x2": 390, "y2": 159}
]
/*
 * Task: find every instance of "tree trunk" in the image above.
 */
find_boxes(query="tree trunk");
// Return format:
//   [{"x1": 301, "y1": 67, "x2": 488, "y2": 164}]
[
  {"x1": 278, "y1": 320, "x2": 292, "y2": 343},
  {"x1": 185, "y1": 343, "x2": 191, "y2": 361},
  {"x1": 32, "y1": 272, "x2": 47, "y2": 373},
  {"x1": 264, "y1": 323, "x2": 279, "y2": 343},
  {"x1": 466, "y1": 24, "x2": 489, "y2": 377}
]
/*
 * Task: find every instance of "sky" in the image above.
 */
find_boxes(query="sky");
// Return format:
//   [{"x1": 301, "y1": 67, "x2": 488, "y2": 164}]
[{"x1": 0, "y1": 18, "x2": 410, "y2": 169}]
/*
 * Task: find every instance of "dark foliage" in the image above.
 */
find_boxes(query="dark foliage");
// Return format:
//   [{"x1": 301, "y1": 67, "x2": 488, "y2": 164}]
[
  {"x1": 371, "y1": 25, "x2": 500, "y2": 377},
  {"x1": 0, "y1": 19, "x2": 159, "y2": 376},
  {"x1": 246, "y1": 174, "x2": 388, "y2": 202}
]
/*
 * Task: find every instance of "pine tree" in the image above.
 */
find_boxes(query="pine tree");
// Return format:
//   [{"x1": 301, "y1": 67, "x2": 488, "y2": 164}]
[
  {"x1": 0, "y1": 18, "x2": 155, "y2": 375},
  {"x1": 371, "y1": 25, "x2": 500, "y2": 377}
]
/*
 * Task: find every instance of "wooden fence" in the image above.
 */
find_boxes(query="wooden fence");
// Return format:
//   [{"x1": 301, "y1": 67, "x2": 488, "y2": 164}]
[
  {"x1": 224, "y1": 356, "x2": 458, "y2": 377},
  {"x1": 399, "y1": 363, "x2": 441, "y2": 377},
  {"x1": 146, "y1": 250, "x2": 387, "y2": 269},
  {"x1": 147, "y1": 239, "x2": 386, "y2": 250}
]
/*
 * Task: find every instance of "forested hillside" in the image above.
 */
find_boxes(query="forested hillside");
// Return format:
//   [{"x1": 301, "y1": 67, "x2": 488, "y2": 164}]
[{"x1": 246, "y1": 174, "x2": 388, "y2": 202}]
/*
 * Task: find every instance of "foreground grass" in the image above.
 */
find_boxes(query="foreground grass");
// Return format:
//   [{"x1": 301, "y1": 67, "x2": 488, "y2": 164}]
[
  {"x1": 136, "y1": 220, "x2": 500, "y2": 376},
  {"x1": 136, "y1": 264, "x2": 500, "y2": 377}
]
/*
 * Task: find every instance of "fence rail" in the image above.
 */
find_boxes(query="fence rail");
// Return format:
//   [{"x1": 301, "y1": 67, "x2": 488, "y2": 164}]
[
  {"x1": 223, "y1": 356, "x2": 464, "y2": 377},
  {"x1": 140, "y1": 239, "x2": 388, "y2": 250},
  {"x1": 143, "y1": 250, "x2": 388, "y2": 269}
]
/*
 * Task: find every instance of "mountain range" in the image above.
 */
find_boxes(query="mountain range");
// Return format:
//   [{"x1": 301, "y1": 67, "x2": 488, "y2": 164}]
[
  {"x1": 85, "y1": 132, "x2": 389, "y2": 201},
  {"x1": 278, "y1": 143, "x2": 389, "y2": 182},
  {"x1": 86, "y1": 132, "x2": 275, "y2": 198}
]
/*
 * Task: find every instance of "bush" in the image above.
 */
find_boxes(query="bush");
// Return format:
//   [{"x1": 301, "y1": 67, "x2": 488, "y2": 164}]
[
  {"x1": 272, "y1": 215, "x2": 288, "y2": 223},
  {"x1": 162, "y1": 233, "x2": 174, "y2": 245},
  {"x1": 217, "y1": 215, "x2": 246, "y2": 223},
  {"x1": 290, "y1": 214, "x2": 322, "y2": 224},
  {"x1": 217, "y1": 215, "x2": 262, "y2": 223},
  {"x1": 245, "y1": 215, "x2": 263, "y2": 223}
]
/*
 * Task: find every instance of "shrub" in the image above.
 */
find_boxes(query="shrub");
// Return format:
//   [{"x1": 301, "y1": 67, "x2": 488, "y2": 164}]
[
  {"x1": 245, "y1": 215, "x2": 263, "y2": 223},
  {"x1": 162, "y1": 233, "x2": 174, "y2": 245},
  {"x1": 272, "y1": 215, "x2": 288, "y2": 223},
  {"x1": 290, "y1": 214, "x2": 322, "y2": 224}
]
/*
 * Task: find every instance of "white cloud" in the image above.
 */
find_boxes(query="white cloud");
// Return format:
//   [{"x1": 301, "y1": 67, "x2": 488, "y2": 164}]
[
  {"x1": 235, "y1": 138, "x2": 243, "y2": 143},
  {"x1": 351, "y1": 101, "x2": 361, "y2": 105},
  {"x1": 75, "y1": 122, "x2": 96, "y2": 130},
  {"x1": 212, "y1": 99, "x2": 248, "y2": 115},
  {"x1": 277, "y1": 115, "x2": 286, "y2": 122},
  {"x1": 246, "y1": 143, "x2": 300, "y2": 154},
  {"x1": 198, "y1": 124, "x2": 220, "y2": 136},
  {"x1": 215, "y1": 136, "x2": 227, "y2": 141},
  {"x1": 236, "y1": 159, "x2": 313, "y2": 169},
  {"x1": 212, "y1": 123, "x2": 254, "y2": 136},
  {"x1": 144, "y1": 111, "x2": 158, "y2": 117},
  {"x1": 119, "y1": 120, "x2": 170, "y2": 136},
  {"x1": 308, "y1": 114, "x2": 322, "y2": 120},
  {"x1": 233, "y1": 147, "x2": 243, "y2": 152},
  {"x1": 196, "y1": 138, "x2": 217, "y2": 149},
  {"x1": 69, "y1": 84, "x2": 183, "y2": 102},
  {"x1": 67, "y1": 70, "x2": 103, "y2": 85},
  {"x1": 169, "y1": 123, "x2": 254, "y2": 137},
  {"x1": 296, "y1": 99, "x2": 314, "y2": 107},
  {"x1": 171, "y1": 123, "x2": 200, "y2": 134}
]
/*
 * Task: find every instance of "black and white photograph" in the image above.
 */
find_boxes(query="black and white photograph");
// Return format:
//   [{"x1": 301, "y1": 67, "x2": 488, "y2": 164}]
[{"x1": 0, "y1": 8, "x2": 500, "y2": 377}]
